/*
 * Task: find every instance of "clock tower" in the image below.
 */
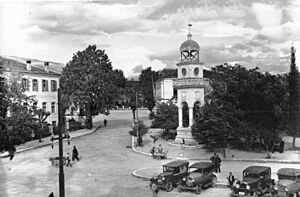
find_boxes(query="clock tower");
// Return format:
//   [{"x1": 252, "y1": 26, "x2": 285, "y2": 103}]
[{"x1": 174, "y1": 25, "x2": 209, "y2": 145}]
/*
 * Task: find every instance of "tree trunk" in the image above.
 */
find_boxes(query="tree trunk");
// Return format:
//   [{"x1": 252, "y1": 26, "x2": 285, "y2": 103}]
[{"x1": 85, "y1": 103, "x2": 93, "y2": 129}]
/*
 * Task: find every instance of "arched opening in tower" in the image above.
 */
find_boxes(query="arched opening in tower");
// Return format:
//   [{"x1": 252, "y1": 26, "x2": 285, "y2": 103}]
[{"x1": 182, "y1": 101, "x2": 189, "y2": 127}]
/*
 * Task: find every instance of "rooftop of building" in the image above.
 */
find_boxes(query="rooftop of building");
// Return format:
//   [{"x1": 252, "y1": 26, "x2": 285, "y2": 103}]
[{"x1": 0, "y1": 56, "x2": 62, "y2": 76}]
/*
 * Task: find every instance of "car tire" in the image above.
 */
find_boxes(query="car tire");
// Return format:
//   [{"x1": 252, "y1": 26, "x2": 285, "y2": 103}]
[
  {"x1": 166, "y1": 181, "x2": 173, "y2": 192},
  {"x1": 195, "y1": 184, "x2": 202, "y2": 195},
  {"x1": 177, "y1": 186, "x2": 183, "y2": 193}
]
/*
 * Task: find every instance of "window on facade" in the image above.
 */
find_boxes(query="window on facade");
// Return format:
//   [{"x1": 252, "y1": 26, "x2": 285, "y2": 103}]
[
  {"x1": 51, "y1": 80, "x2": 57, "y2": 92},
  {"x1": 22, "y1": 78, "x2": 29, "y2": 91},
  {"x1": 33, "y1": 102, "x2": 37, "y2": 109},
  {"x1": 42, "y1": 102, "x2": 47, "y2": 112},
  {"x1": 42, "y1": 80, "x2": 49, "y2": 92},
  {"x1": 32, "y1": 79, "x2": 38, "y2": 91},
  {"x1": 51, "y1": 102, "x2": 55, "y2": 113}
]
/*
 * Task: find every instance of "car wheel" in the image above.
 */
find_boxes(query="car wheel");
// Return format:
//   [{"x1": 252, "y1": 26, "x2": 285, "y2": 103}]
[
  {"x1": 177, "y1": 186, "x2": 183, "y2": 193},
  {"x1": 195, "y1": 184, "x2": 202, "y2": 195},
  {"x1": 166, "y1": 181, "x2": 173, "y2": 192},
  {"x1": 211, "y1": 176, "x2": 217, "y2": 187}
]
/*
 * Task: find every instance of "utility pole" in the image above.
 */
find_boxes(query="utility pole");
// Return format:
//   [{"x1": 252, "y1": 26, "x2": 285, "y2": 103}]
[{"x1": 58, "y1": 89, "x2": 65, "y2": 197}]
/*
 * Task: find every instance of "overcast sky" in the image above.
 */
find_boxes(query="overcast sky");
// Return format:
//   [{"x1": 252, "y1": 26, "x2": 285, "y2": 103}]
[{"x1": 0, "y1": 0, "x2": 299, "y2": 77}]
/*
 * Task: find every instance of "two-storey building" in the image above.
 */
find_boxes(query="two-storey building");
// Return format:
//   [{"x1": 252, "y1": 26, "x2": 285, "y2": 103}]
[{"x1": 0, "y1": 57, "x2": 61, "y2": 125}]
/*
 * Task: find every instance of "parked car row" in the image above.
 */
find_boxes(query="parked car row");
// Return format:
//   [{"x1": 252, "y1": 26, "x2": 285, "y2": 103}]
[
  {"x1": 149, "y1": 160, "x2": 217, "y2": 194},
  {"x1": 150, "y1": 160, "x2": 300, "y2": 197},
  {"x1": 231, "y1": 166, "x2": 300, "y2": 197}
]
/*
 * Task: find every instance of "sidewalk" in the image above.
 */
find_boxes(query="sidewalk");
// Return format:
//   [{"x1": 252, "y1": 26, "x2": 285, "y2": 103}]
[
  {"x1": 0, "y1": 121, "x2": 101, "y2": 157},
  {"x1": 134, "y1": 129, "x2": 300, "y2": 164}
]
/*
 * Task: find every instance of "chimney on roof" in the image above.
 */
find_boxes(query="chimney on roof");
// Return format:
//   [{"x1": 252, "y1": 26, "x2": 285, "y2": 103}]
[
  {"x1": 26, "y1": 60, "x2": 31, "y2": 71},
  {"x1": 44, "y1": 62, "x2": 49, "y2": 72}
]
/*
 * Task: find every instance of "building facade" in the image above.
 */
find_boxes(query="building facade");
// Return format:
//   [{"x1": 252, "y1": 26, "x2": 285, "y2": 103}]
[
  {"x1": 154, "y1": 78, "x2": 177, "y2": 103},
  {"x1": 0, "y1": 57, "x2": 60, "y2": 125}
]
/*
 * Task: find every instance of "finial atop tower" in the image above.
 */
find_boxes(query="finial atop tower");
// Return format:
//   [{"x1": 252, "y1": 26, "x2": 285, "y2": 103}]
[{"x1": 187, "y1": 22, "x2": 192, "y2": 40}]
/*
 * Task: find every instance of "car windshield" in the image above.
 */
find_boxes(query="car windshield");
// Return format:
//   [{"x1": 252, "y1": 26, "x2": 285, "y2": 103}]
[
  {"x1": 163, "y1": 166, "x2": 175, "y2": 172},
  {"x1": 244, "y1": 172, "x2": 261, "y2": 179},
  {"x1": 278, "y1": 175, "x2": 296, "y2": 181}
]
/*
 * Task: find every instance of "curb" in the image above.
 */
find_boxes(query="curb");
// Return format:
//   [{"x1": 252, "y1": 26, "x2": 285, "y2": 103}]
[
  {"x1": 168, "y1": 142, "x2": 204, "y2": 149},
  {"x1": 15, "y1": 125, "x2": 101, "y2": 154},
  {"x1": 131, "y1": 137, "x2": 300, "y2": 164}
]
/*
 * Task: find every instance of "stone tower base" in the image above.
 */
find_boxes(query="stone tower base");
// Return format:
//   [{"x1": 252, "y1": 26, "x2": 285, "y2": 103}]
[{"x1": 175, "y1": 127, "x2": 199, "y2": 145}]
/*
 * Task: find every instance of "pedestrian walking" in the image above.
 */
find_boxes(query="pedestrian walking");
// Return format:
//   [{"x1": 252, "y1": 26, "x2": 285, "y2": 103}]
[
  {"x1": 279, "y1": 140, "x2": 284, "y2": 153},
  {"x1": 227, "y1": 172, "x2": 235, "y2": 188},
  {"x1": 8, "y1": 144, "x2": 16, "y2": 161},
  {"x1": 151, "y1": 182, "x2": 159, "y2": 197},
  {"x1": 104, "y1": 119, "x2": 107, "y2": 127},
  {"x1": 215, "y1": 154, "x2": 221, "y2": 173},
  {"x1": 66, "y1": 153, "x2": 72, "y2": 167},
  {"x1": 72, "y1": 146, "x2": 80, "y2": 161},
  {"x1": 150, "y1": 146, "x2": 156, "y2": 159}
]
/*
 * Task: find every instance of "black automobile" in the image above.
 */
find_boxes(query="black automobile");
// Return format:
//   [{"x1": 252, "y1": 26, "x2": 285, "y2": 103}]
[
  {"x1": 150, "y1": 160, "x2": 189, "y2": 192},
  {"x1": 177, "y1": 162, "x2": 217, "y2": 194},
  {"x1": 231, "y1": 166, "x2": 274, "y2": 197}
]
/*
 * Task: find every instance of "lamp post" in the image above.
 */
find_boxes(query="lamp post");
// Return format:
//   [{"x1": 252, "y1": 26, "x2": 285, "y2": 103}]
[{"x1": 58, "y1": 88, "x2": 65, "y2": 197}]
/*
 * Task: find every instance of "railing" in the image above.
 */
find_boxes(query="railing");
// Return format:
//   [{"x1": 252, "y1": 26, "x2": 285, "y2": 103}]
[{"x1": 173, "y1": 78, "x2": 209, "y2": 88}]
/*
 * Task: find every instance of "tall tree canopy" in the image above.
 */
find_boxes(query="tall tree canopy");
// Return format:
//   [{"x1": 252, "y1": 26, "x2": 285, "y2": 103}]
[
  {"x1": 123, "y1": 80, "x2": 142, "y2": 119},
  {"x1": 60, "y1": 45, "x2": 125, "y2": 128},
  {"x1": 1, "y1": 74, "x2": 37, "y2": 146},
  {"x1": 139, "y1": 67, "x2": 159, "y2": 112},
  {"x1": 152, "y1": 102, "x2": 178, "y2": 138},
  {"x1": 192, "y1": 64, "x2": 289, "y2": 151}
]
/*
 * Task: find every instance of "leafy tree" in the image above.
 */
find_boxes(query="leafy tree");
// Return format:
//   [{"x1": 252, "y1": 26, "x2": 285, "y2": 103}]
[
  {"x1": 192, "y1": 64, "x2": 288, "y2": 153},
  {"x1": 60, "y1": 45, "x2": 124, "y2": 128},
  {"x1": 158, "y1": 68, "x2": 177, "y2": 79},
  {"x1": 288, "y1": 45, "x2": 299, "y2": 150},
  {"x1": 129, "y1": 120, "x2": 149, "y2": 146},
  {"x1": 152, "y1": 102, "x2": 178, "y2": 138},
  {"x1": 2, "y1": 74, "x2": 36, "y2": 145},
  {"x1": 123, "y1": 80, "x2": 142, "y2": 119},
  {"x1": 139, "y1": 67, "x2": 159, "y2": 112},
  {"x1": 34, "y1": 109, "x2": 50, "y2": 142}
]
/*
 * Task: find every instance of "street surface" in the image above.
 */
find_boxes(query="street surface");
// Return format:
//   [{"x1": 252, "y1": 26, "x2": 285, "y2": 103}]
[{"x1": 0, "y1": 109, "x2": 299, "y2": 197}]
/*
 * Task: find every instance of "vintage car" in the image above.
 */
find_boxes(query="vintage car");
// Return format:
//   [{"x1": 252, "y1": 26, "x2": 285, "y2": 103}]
[
  {"x1": 231, "y1": 166, "x2": 274, "y2": 197},
  {"x1": 177, "y1": 162, "x2": 217, "y2": 194},
  {"x1": 150, "y1": 160, "x2": 189, "y2": 192},
  {"x1": 274, "y1": 168, "x2": 300, "y2": 197}
]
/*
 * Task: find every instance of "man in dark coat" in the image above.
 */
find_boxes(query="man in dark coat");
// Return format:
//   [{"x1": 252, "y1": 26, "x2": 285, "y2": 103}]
[
  {"x1": 227, "y1": 172, "x2": 235, "y2": 188},
  {"x1": 72, "y1": 146, "x2": 80, "y2": 161},
  {"x1": 104, "y1": 119, "x2": 107, "y2": 127}
]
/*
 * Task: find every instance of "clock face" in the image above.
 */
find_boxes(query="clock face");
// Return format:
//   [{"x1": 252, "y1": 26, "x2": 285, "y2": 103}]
[
  {"x1": 182, "y1": 68, "x2": 187, "y2": 76},
  {"x1": 194, "y1": 67, "x2": 199, "y2": 75}
]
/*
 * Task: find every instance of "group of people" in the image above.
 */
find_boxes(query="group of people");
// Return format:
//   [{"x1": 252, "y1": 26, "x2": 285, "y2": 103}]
[
  {"x1": 65, "y1": 146, "x2": 80, "y2": 167},
  {"x1": 150, "y1": 144, "x2": 164, "y2": 159},
  {"x1": 210, "y1": 153, "x2": 236, "y2": 188},
  {"x1": 210, "y1": 153, "x2": 222, "y2": 173}
]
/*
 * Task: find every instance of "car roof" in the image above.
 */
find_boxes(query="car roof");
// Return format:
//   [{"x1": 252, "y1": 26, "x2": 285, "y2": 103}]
[
  {"x1": 163, "y1": 160, "x2": 189, "y2": 167},
  {"x1": 277, "y1": 168, "x2": 300, "y2": 177},
  {"x1": 189, "y1": 162, "x2": 213, "y2": 169},
  {"x1": 243, "y1": 166, "x2": 270, "y2": 174}
]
